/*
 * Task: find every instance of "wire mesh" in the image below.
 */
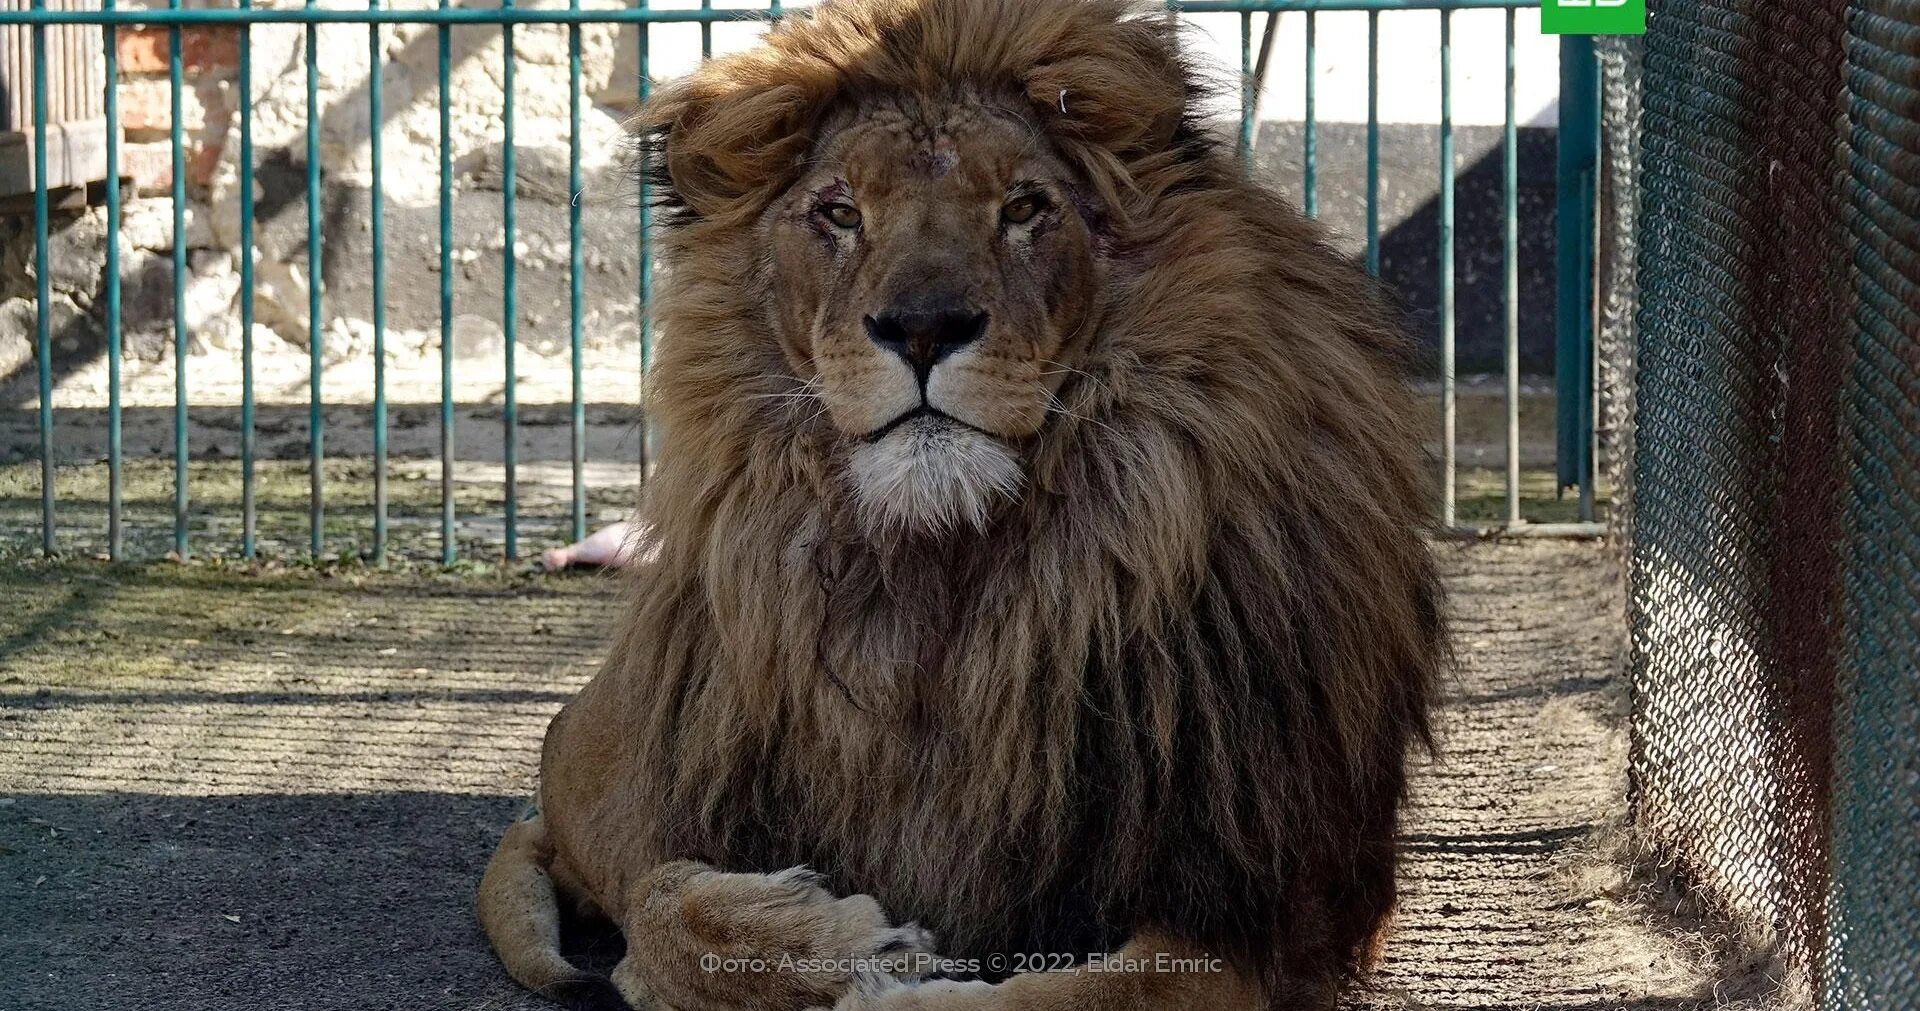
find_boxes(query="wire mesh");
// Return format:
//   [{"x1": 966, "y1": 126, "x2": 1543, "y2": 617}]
[
  {"x1": 1825, "y1": 3, "x2": 1920, "y2": 1004},
  {"x1": 1629, "y1": 0, "x2": 1919, "y2": 1000},
  {"x1": 1593, "y1": 32, "x2": 1639, "y2": 546}
]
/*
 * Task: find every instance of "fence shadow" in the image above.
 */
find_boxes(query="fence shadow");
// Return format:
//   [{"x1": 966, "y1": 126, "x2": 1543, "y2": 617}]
[
  {"x1": 0, "y1": 403, "x2": 647, "y2": 467},
  {"x1": 0, "y1": 790, "x2": 623, "y2": 1011}
]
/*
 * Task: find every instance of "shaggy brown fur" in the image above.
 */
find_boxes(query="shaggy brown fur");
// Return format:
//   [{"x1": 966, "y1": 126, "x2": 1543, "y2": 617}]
[{"x1": 477, "y1": 2, "x2": 1443, "y2": 1009}]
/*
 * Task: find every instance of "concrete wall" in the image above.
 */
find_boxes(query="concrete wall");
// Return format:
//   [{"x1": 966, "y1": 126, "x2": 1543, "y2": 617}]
[
  {"x1": 3, "y1": 1, "x2": 1568, "y2": 412},
  {"x1": 628, "y1": 2, "x2": 1570, "y2": 374}
]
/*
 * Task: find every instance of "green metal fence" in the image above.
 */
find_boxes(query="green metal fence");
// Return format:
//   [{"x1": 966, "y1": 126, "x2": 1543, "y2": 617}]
[{"x1": 0, "y1": 0, "x2": 1599, "y2": 564}]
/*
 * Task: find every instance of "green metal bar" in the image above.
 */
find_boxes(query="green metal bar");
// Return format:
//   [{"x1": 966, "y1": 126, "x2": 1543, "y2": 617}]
[
  {"x1": 1503, "y1": 8, "x2": 1519, "y2": 525},
  {"x1": 104, "y1": 0, "x2": 123, "y2": 560},
  {"x1": 0, "y1": 7, "x2": 785, "y2": 24},
  {"x1": 1251, "y1": 11, "x2": 1278, "y2": 130},
  {"x1": 0, "y1": 0, "x2": 1540, "y2": 21},
  {"x1": 306, "y1": 0, "x2": 324, "y2": 557},
  {"x1": 638, "y1": 0, "x2": 652, "y2": 483},
  {"x1": 1555, "y1": 35, "x2": 1597, "y2": 518},
  {"x1": 569, "y1": 0, "x2": 586, "y2": 545},
  {"x1": 0, "y1": 0, "x2": 1556, "y2": 563},
  {"x1": 1185, "y1": 0, "x2": 1533, "y2": 7},
  {"x1": 369, "y1": 2, "x2": 389, "y2": 564},
  {"x1": 1239, "y1": 11, "x2": 1253, "y2": 170},
  {"x1": 1303, "y1": 11, "x2": 1317, "y2": 219},
  {"x1": 240, "y1": 0, "x2": 258, "y2": 558},
  {"x1": 439, "y1": 0, "x2": 456, "y2": 565},
  {"x1": 1439, "y1": 9, "x2": 1455, "y2": 529},
  {"x1": 170, "y1": 0, "x2": 188, "y2": 558},
  {"x1": 1365, "y1": 10, "x2": 1379, "y2": 276},
  {"x1": 701, "y1": 0, "x2": 712, "y2": 57},
  {"x1": 503, "y1": 0, "x2": 519, "y2": 560},
  {"x1": 31, "y1": 0, "x2": 52, "y2": 556}
]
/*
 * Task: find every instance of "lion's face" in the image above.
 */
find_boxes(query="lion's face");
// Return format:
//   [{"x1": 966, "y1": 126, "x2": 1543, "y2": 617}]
[{"x1": 762, "y1": 99, "x2": 1103, "y2": 533}]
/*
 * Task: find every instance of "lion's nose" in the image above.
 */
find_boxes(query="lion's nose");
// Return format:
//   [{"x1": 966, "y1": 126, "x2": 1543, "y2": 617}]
[{"x1": 863, "y1": 299, "x2": 988, "y2": 384}]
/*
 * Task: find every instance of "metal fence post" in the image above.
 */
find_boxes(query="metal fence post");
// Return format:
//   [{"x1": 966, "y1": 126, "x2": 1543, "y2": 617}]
[
  {"x1": 1556, "y1": 34, "x2": 1599, "y2": 519},
  {"x1": 0, "y1": 0, "x2": 1591, "y2": 558}
]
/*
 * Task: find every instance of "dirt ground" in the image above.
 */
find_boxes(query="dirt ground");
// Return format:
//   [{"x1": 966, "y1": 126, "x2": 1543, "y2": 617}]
[{"x1": 0, "y1": 541, "x2": 1741, "y2": 1010}]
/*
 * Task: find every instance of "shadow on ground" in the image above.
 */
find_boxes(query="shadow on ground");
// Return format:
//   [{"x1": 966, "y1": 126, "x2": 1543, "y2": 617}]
[
  {"x1": 0, "y1": 792, "x2": 618, "y2": 1011},
  {"x1": 0, "y1": 545, "x2": 1736, "y2": 1011}
]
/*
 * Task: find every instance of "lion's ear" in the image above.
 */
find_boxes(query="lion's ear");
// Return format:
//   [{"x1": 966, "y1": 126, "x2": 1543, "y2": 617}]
[
  {"x1": 1019, "y1": 13, "x2": 1190, "y2": 164},
  {"x1": 633, "y1": 50, "x2": 835, "y2": 225}
]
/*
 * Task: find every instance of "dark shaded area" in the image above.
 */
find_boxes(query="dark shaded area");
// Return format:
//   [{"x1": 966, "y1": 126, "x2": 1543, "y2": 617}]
[
  {"x1": 3, "y1": 687, "x2": 579, "y2": 708},
  {"x1": 0, "y1": 179, "x2": 183, "y2": 408},
  {"x1": 0, "y1": 403, "x2": 646, "y2": 467},
  {"x1": 0, "y1": 544, "x2": 1756, "y2": 1011},
  {"x1": 1255, "y1": 121, "x2": 1560, "y2": 376},
  {"x1": 0, "y1": 791, "x2": 620, "y2": 1011},
  {"x1": 1628, "y1": 0, "x2": 1878, "y2": 995}
]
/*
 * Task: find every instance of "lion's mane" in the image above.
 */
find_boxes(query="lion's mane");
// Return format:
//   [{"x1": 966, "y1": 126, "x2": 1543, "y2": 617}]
[{"x1": 588, "y1": 0, "x2": 1443, "y2": 1002}]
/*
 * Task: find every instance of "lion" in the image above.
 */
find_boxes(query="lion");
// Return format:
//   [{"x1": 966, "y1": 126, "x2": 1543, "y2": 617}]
[{"x1": 476, "y1": 1, "x2": 1445, "y2": 1009}]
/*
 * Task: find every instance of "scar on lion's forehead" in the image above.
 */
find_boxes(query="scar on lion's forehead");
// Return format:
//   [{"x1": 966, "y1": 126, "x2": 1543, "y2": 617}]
[{"x1": 906, "y1": 139, "x2": 959, "y2": 179}]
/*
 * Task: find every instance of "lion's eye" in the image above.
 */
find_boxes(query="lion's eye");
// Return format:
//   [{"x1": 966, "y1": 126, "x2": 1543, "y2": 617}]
[
  {"x1": 820, "y1": 202, "x2": 863, "y2": 230},
  {"x1": 1002, "y1": 195, "x2": 1044, "y2": 225}
]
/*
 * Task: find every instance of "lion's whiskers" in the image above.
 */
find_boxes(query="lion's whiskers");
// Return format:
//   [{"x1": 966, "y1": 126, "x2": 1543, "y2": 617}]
[
  {"x1": 1042, "y1": 388, "x2": 1119, "y2": 437},
  {"x1": 749, "y1": 376, "x2": 826, "y2": 417},
  {"x1": 1039, "y1": 360, "x2": 1109, "y2": 396}
]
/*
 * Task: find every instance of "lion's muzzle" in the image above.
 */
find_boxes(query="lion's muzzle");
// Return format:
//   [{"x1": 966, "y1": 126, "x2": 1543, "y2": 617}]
[{"x1": 863, "y1": 293, "x2": 989, "y2": 390}]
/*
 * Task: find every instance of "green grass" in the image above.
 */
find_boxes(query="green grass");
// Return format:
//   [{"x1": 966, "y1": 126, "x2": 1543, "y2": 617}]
[
  {"x1": 0, "y1": 557, "x2": 609, "y2": 688},
  {"x1": 0, "y1": 456, "x2": 1610, "y2": 567},
  {"x1": 0, "y1": 458, "x2": 640, "y2": 567},
  {"x1": 1453, "y1": 467, "x2": 1612, "y2": 527}
]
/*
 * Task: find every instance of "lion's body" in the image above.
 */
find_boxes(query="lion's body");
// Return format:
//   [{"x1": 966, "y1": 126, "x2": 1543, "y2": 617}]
[{"x1": 479, "y1": 2, "x2": 1444, "y2": 1009}]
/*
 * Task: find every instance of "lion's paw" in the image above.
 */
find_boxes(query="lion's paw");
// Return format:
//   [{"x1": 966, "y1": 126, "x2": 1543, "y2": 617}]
[
  {"x1": 813, "y1": 972, "x2": 998, "y2": 1011},
  {"x1": 711, "y1": 865, "x2": 939, "y2": 975},
  {"x1": 627, "y1": 862, "x2": 942, "y2": 1010}
]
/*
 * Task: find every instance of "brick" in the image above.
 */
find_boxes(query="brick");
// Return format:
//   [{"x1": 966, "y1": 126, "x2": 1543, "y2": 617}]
[
  {"x1": 117, "y1": 27, "x2": 242, "y2": 76},
  {"x1": 117, "y1": 29, "x2": 170, "y2": 75},
  {"x1": 116, "y1": 76, "x2": 212, "y2": 136},
  {"x1": 120, "y1": 138, "x2": 224, "y2": 195},
  {"x1": 188, "y1": 140, "x2": 223, "y2": 190},
  {"x1": 122, "y1": 141, "x2": 175, "y2": 194}
]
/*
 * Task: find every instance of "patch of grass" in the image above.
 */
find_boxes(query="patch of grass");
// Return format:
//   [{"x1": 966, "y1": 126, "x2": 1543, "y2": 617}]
[
  {"x1": 1, "y1": 453, "x2": 1610, "y2": 567},
  {"x1": 0, "y1": 558, "x2": 611, "y2": 689},
  {"x1": 0, "y1": 458, "x2": 639, "y2": 566},
  {"x1": 1454, "y1": 467, "x2": 1612, "y2": 526}
]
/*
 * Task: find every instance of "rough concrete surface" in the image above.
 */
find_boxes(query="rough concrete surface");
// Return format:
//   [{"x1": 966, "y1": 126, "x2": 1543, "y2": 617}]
[{"x1": 0, "y1": 542, "x2": 1723, "y2": 1010}]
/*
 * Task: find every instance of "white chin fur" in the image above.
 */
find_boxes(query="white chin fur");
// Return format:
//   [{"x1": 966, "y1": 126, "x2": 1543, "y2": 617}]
[{"x1": 849, "y1": 416, "x2": 1024, "y2": 534}]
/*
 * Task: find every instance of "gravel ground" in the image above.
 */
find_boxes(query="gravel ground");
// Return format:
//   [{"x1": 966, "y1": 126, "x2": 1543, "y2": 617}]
[{"x1": 0, "y1": 542, "x2": 1729, "y2": 1010}]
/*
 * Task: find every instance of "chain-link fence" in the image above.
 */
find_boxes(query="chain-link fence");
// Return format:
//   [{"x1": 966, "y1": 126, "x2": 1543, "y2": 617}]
[
  {"x1": 1824, "y1": 2, "x2": 1920, "y2": 1004},
  {"x1": 1624, "y1": 0, "x2": 1919, "y2": 1004}
]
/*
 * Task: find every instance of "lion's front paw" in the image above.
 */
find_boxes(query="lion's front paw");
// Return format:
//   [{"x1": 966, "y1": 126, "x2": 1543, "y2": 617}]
[
  {"x1": 815, "y1": 972, "x2": 998, "y2": 1011},
  {"x1": 624, "y1": 862, "x2": 939, "y2": 1011},
  {"x1": 698, "y1": 865, "x2": 939, "y2": 974}
]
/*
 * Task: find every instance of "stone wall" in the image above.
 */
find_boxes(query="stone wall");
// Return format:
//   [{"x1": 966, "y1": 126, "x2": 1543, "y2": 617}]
[
  {"x1": 3, "y1": 0, "x2": 641, "y2": 404},
  {"x1": 114, "y1": 24, "x2": 238, "y2": 195}
]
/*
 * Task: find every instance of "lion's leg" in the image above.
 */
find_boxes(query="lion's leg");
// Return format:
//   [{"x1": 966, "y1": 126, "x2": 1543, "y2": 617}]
[
  {"x1": 609, "y1": 861, "x2": 939, "y2": 1011},
  {"x1": 822, "y1": 930, "x2": 1268, "y2": 1011},
  {"x1": 476, "y1": 815, "x2": 623, "y2": 1004}
]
